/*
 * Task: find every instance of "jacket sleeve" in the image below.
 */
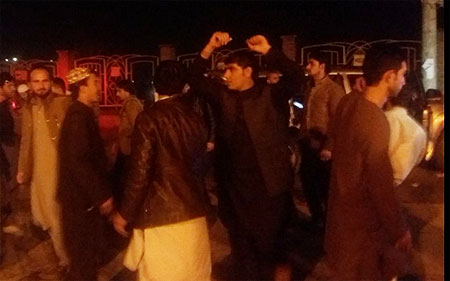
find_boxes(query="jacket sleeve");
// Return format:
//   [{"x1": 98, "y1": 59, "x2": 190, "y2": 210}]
[
  {"x1": 187, "y1": 56, "x2": 222, "y2": 106},
  {"x1": 363, "y1": 116, "x2": 409, "y2": 243},
  {"x1": 205, "y1": 102, "x2": 217, "y2": 142},
  {"x1": 61, "y1": 111, "x2": 111, "y2": 207},
  {"x1": 119, "y1": 111, "x2": 157, "y2": 223},
  {"x1": 265, "y1": 48, "x2": 303, "y2": 101}
]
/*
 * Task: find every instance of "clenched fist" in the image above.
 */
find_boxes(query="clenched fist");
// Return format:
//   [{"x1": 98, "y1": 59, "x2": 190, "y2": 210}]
[
  {"x1": 208, "y1": 31, "x2": 232, "y2": 49},
  {"x1": 201, "y1": 31, "x2": 232, "y2": 59},
  {"x1": 246, "y1": 35, "x2": 271, "y2": 55}
]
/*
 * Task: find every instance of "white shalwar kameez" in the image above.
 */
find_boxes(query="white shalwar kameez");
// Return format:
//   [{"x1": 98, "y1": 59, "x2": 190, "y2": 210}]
[{"x1": 123, "y1": 217, "x2": 211, "y2": 281}]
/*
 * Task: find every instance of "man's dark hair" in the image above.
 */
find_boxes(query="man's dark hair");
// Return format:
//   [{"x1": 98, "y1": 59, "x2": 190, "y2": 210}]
[
  {"x1": 390, "y1": 85, "x2": 414, "y2": 109},
  {"x1": 53, "y1": 77, "x2": 66, "y2": 93},
  {"x1": 267, "y1": 68, "x2": 281, "y2": 75},
  {"x1": 29, "y1": 65, "x2": 53, "y2": 79},
  {"x1": 116, "y1": 79, "x2": 136, "y2": 96},
  {"x1": 224, "y1": 50, "x2": 259, "y2": 81},
  {"x1": 308, "y1": 50, "x2": 331, "y2": 74},
  {"x1": 154, "y1": 60, "x2": 186, "y2": 95},
  {"x1": 0, "y1": 72, "x2": 13, "y2": 87},
  {"x1": 362, "y1": 44, "x2": 406, "y2": 86}
]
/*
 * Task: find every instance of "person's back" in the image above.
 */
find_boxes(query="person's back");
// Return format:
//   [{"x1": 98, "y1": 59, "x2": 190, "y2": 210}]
[
  {"x1": 325, "y1": 44, "x2": 411, "y2": 281},
  {"x1": 114, "y1": 60, "x2": 212, "y2": 281},
  {"x1": 127, "y1": 95, "x2": 209, "y2": 228}
]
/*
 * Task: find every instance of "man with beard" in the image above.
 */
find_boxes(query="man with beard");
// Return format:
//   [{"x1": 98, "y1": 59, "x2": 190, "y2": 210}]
[
  {"x1": 16, "y1": 67, "x2": 71, "y2": 268},
  {"x1": 57, "y1": 67, "x2": 114, "y2": 280},
  {"x1": 324, "y1": 45, "x2": 412, "y2": 280}
]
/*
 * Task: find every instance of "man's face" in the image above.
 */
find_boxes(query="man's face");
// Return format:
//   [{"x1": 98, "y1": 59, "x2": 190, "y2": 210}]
[
  {"x1": 267, "y1": 72, "x2": 281, "y2": 84},
  {"x1": 116, "y1": 87, "x2": 129, "y2": 101},
  {"x1": 83, "y1": 74, "x2": 101, "y2": 103},
  {"x1": 0, "y1": 81, "x2": 16, "y2": 99},
  {"x1": 388, "y1": 61, "x2": 407, "y2": 98},
  {"x1": 223, "y1": 63, "x2": 253, "y2": 91},
  {"x1": 306, "y1": 58, "x2": 324, "y2": 78},
  {"x1": 29, "y1": 69, "x2": 51, "y2": 97}
]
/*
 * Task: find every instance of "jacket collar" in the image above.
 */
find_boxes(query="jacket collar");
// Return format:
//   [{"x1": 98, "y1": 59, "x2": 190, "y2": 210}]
[{"x1": 29, "y1": 92, "x2": 56, "y2": 106}]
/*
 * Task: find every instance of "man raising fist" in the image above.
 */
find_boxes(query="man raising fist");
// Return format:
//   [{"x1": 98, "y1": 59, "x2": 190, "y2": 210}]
[{"x1": 190, "y1": 32, "x2": 302, "y2": 281}]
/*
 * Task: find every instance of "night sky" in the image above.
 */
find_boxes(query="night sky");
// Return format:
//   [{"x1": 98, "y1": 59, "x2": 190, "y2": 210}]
[{"x1": 1, "y1": 1, "x2": 423, "y2": 60}]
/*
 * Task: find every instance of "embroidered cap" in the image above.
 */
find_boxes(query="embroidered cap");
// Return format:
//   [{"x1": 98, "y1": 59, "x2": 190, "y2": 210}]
[{"x1": 66, "y1": 67, "x2": 91, "y2": 85}]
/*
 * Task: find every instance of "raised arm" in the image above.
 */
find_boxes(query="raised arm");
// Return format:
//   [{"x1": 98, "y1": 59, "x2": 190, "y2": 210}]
[
  {"x1": 188, "y1": 32, "x2": 231, "y2": 104},
  {"x1": 247, "y1": 35, "x2": 303, "y2": 101}
]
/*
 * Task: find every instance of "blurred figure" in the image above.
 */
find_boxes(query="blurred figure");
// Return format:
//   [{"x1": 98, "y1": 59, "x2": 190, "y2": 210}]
[
  {"x1": 17, "y1": 83, "x2": 30, "y2": 101},
  {"x1": 16, "y1": 67, "x2": 71, "y2": 268},
  {"x1": 385, "y1": 88, "x2": 427, "y2": 186},
  {"x1": 116, "y1": 79, "x2": 143, "y2": 156},
  {"x1": 300, "y1": 50, "x2": 345, "y2": 228},
  {"x1": 113, "y1": 79, "x2": 143, "y2": 199},
  {"x1": 0, "y1": 72, "x2": 17, "y2": 263},
  {"x1": 58, "y1": 67, "x2": 115, "y2": 280},
  {"x1": 113, "y1": 61, "x2": 211, "y2": 281},
  {"x1": 325, "y1": 44, "x2": 412, "y2": 280},
  {"x1": 266, "y1": 69, "x2": 281, "y2": 85},
  {"x1": 52, "y1": 77, "x2": 68, "y2": 96}
]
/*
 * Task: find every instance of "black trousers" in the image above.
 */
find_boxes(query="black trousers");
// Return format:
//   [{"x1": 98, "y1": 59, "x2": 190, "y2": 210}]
[
  {"x1": 217, "y1": 168, "x2": 294, "y2": 280},
  {"x1": 299, "y1": 136, "x2": 331, "y2": 225}
]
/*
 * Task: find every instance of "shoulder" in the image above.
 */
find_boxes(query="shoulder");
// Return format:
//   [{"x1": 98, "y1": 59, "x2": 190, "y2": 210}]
[{"x1": 327, "y1": 78, "x2": 345, "y2": 95}]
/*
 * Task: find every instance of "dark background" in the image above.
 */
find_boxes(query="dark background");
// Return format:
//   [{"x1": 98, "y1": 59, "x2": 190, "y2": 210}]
[{"x1": 1, "y1": 1, "x2": 424, "y2": 59}]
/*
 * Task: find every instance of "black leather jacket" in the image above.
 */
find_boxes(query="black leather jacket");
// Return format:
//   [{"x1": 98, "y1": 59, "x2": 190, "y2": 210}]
[{"x1": 118, "y1": 94, "x2": 209, "y2": 229}]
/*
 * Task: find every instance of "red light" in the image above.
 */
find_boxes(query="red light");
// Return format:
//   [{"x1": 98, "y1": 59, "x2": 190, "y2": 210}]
[{"x1": 11, "y1": 101, "x2": 17, "y2": 109}]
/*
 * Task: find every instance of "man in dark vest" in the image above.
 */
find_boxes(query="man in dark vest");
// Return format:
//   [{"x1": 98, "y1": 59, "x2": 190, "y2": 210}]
[{"x1": 189, "y1": 32, "x2": 302, "y2": 280}]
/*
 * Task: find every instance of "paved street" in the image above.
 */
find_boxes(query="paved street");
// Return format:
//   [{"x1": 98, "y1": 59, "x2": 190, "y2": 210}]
[{"x1": 0, "y1": 157, "x2": 444, "y2": 281}]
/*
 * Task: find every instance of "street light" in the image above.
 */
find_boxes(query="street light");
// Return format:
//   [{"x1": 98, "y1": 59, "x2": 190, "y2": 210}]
[
  {"x1": 12, "y1": 57, "x2": 18, "y2": 62},
  {"x1": 5, "y1": 59, "x2": 9, "y2": 62}
]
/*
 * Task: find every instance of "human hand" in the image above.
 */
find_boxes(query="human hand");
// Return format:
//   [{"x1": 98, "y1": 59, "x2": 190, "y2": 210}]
[
  {"x1": 112, "y1": 211, "x2": 129, "y2": 237},
  {"x1": 206, "y1": 142, "x2": 215, "y2": 152},
  {"x1": 320, "y1": 149, "x2": 332, "y2": 161},
  {"x1": 99, "y1": 197, "x2": 114, "y2": 216},
  {"x1": 16, "y1": 172, "x2": 25, "y2": 184},
  {"x1": 246, "y1": 35, "x2": 271, "y2": 55},
  {"x1": 395, "y1": 230, "x2": 412, "y2": 253},
  {"x1": 201, "y1": 32, "x2": 232, "y2": 59}
]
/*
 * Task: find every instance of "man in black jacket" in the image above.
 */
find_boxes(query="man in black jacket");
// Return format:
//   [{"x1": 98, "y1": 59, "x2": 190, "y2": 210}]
[
  {"x1": 189, "y1": 32, "x2": 302, "y2": 280},
  {"x1": 58, "y1": 67, "x2": 114, "y2": 280},
  {"x1": 112, "y1": 61, "x2": 212, "y2": 281}
]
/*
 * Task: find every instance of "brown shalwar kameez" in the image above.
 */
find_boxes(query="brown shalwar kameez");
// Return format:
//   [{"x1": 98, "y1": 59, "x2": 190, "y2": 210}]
[{"x1": 324, "y1": 92, "x2": 409, "y2": 280}]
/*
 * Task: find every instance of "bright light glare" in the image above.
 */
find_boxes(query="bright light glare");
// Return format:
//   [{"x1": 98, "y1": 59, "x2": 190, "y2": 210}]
[
  {"x1": 293, "y1": 101, "x2": 303, "y2": 109},
  {"x1": 5, "y1": 59, "x2": 8, "y2": 62},
  {"x1": 12, "y1": 57, "x2": 18, "y2": 62}
]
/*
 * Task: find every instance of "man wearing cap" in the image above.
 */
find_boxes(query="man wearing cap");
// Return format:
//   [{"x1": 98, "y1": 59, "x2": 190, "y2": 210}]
[
  {"x1": 16, "y1": 66, "x2": 71, "y2": 269},
  {"x1": 57, "y1": 67, "x2": 114, "y2": 280}
]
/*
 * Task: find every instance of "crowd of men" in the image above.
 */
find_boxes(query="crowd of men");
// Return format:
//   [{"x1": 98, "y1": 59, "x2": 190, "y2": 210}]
[{"x1": 0, "y1": 31, "x2": 427, "y2": 281}]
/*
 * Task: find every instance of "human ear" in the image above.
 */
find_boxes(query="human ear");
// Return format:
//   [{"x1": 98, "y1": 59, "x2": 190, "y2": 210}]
[{"x1": 244, "y1": 67, "x2": 253, "y2": 78}]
